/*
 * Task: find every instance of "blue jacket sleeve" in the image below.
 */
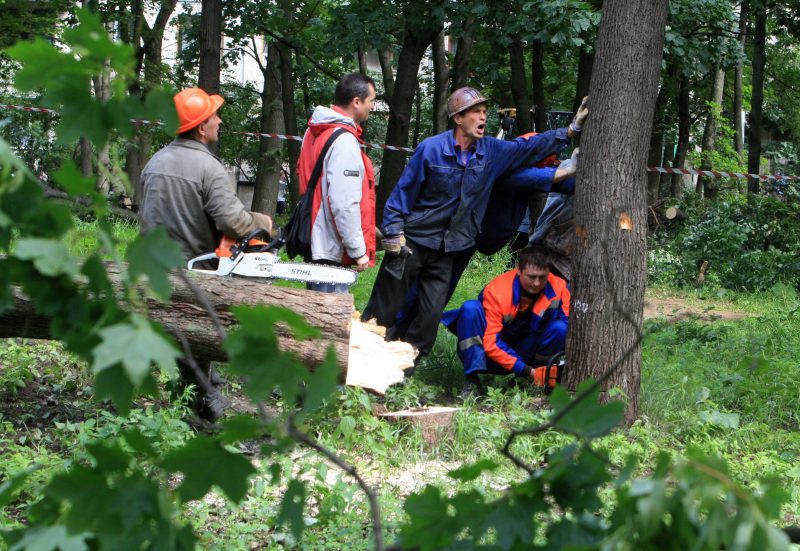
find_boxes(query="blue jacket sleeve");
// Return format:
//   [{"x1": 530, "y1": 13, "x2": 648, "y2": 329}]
[
  {"x1": 492, "y1": 128, "x2": 570, "y2": 176},
  {"x1": 496, "y1": 166, "x2": 557, "y2": 193},
  {"x1": 551, "y1": 176, "x2": 575, "y2": 195},
  {"x1": 381, "y1": 144, "x2": 427, "y2": 236}
]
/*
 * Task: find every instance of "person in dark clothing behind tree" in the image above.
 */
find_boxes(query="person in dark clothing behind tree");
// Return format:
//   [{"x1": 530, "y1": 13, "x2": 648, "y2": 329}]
[
  {"x1": 363, "y1": 90, "x2": 587, "y2": 367},
  {"x1": 139, "y1": 88, "x2": 273, "y2": 422}
]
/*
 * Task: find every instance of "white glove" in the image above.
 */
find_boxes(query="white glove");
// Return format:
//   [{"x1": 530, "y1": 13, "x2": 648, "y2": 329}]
[
  {"x1": 570, "y1": 97, "x2": 589, "y2": 133},
  {"x1": 554, "y1": 148, "x2": 579, "y2": 180}
]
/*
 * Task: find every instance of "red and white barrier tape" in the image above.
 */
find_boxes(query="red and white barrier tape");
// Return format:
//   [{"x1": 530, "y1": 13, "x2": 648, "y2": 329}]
[
  {"x1": 647, "y1": 165, "x2": 800, "y2": 182},
  {"x1": 2, "y1": 103, "x2": 796, "y2": 179}
]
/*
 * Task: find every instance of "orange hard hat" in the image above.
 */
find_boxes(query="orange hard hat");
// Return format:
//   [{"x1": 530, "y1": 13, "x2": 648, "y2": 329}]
[
  {"x1": 447, "y1": 87, "x2": 488, "y2": 118},
  {"x1": 174, "y1": 88, "x2": 224, "y2": 134}
]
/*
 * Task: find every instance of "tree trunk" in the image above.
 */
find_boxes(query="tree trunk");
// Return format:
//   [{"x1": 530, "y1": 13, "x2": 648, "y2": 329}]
[
  {"x1": 734, "y1": 0, "x2": 748, "y2": 160},
  {"x1": 275, "y1": 5, "x2": 300, "y2": 205},
  {"x1": 509, "y1": 36, "x2": 532, "y2": 134},
  {"x1": 747, "y1": 0, "x2": 767, "y2": 195},
  {"x1": 573, "y1": 48, "x2": 594, "y2": 113},
  {"x1": 199, "y1": 0, "x2": 222, "y2": 157},
  {"x1": 378, "y1": 44, "x2": 395, "y2": 104},
  {"x1": 412, "y1": 83, "x2": 422, "y2": 148},
  {"x1": 646, "y1": 83, "x2": 667, "y2": 204},
  {"x1": 2, "y1": 267, "x2": 353, "y2": 370},
  {"x1": 376, "y1": 23, "x2": 441, "y2": 224},
  {"x1": 451, "y1": 17, "x2": 475, "y2": 92},
  {"x1": 79, "y1": 136, "x2": 92, "y2": 177},
  {"x1": 566, "y1": 0, "x2": 668, "y2": 425},
  {"x1": 357, "y1": 46, "x2": 368, "y2": 75},
  {"x1": 126, "y1": 0, "x2": 177, "y2": 207},
  {"x1": 670, "y1": 71, "x2": 690, "y2": 198},
  {"x1": 661, "y1": 133, "x2": 675, "y2": 195},
  {"x1": 431, "y1": 30, "x2": 450, "y2": 134},
  {"x1": 697, "y1": 65, "x2": 725, "y2": 198},
  {"x1": 252, "y1": 43, "x2": 283, "y2": 217},
  {"x1": 531, "y1": 40, "x2": 546, "y2": 132}
]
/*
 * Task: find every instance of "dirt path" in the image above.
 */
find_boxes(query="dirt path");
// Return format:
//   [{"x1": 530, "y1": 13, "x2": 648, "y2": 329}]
[{"x1": 643, "y1": 294, "x2": 746, "y2": 322}]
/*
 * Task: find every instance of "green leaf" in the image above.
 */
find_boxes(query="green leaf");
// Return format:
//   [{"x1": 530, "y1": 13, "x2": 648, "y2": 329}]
[
  {"x1": 85, "y1": 440, "x2": 131, "y2": 472},
  {"x1": 278, "y1": 479, "x2": 307, "y2": 541},
  {"x1": 219, "y1": 415, "x2": 265, "y2": 444},
  {"x1": 401, "y1": 485, "x2": 453, "y2": 550},
  {"x1": 447, "y1": 459, "x2": 499, "y2": 482},
  {"x1": 0, "y1": 466, "x2": 39, "y2": 508},
  {"x1": 52, "y1": 161, "x2": 96, "y2": 197},
  {"x1": 698, "y1": 410, "x2": 740, "y2": 429},
  {"x1": 224, "y1": 306, "x2": 319, "y2": 404},
  {"x1": 14, "y1": 238, "x2": 78, "y2": 277},
  {"x1": 92, "y1": 314, "x2": 180, "y2": 386},
  {"x1": 145, "y1": 88, "x2": 179, "y2": 135},
  {"x1": 6, "y1": 525, "x2": 89, "y2": 551},
  {"x1": 121, "y1": 429, "x2": 158, "y2": 459},
  {"x1": 94, "y1": 364, "x2": 135, "y2": 415},
  {"x1": 302, "y1": 346, "x2": 339, "y2": 412},
  {"x1": 125, "y1": 227, "x2": 184, "y2": 300},
  {"x1": 550, "y1": 379, "x2": 625, "y2": 437},
  {"x1": 161, "y1": 436, "x2": 256, "y2": 504}
]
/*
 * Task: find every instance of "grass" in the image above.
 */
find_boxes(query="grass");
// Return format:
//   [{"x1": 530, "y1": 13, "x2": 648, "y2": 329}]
[{"x1": 2, "y1": 218, "x2": 800, "y2": 547}]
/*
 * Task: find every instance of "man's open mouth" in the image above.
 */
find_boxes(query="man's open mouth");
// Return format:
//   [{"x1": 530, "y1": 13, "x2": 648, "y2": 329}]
[{"x1": 477, "y1": 124, "x2": 486, "y2": 131}]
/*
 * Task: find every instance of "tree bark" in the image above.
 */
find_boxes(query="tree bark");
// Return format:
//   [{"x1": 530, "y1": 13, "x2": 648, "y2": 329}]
[
  {"x1": 646, "y1": 83, "x2": 667, "y2": 204},
  {"x1": 509, "y1": 36, "x2": 532, "y2": 134},
  {"x1": 697, "y1": 65, "x2": 725, "y2": 198},
  {"x1": 357, "y1": 46, "x2": 368, "y2": 76},
  {"x1": 531, "y1": 40, "x2": 547, "y2": 132},
  {"x1": 573, "y1": 48, "x2": 594, "y2": 113},
  {"x1": 670, "y1": 71, "x2": 690, "y2": 198},
  {"x1": 2, "y1": 267, "x2": 353, "y2": 370},
  {"x1": 451, "y1": 17, "x2": 475, "y2": 92},
  {"x1": 566, "y1": 0, "x2": 668, "y2": 425},
  {"x1": 276, "y1": 1, "x2": 301, "y2": 204},
  {"x1": 125, "y1": 0, "x2": 177, "y2": 207},
  {"x1": 747, "y1": 0, "x2": 767, "y2": 194},
  {"x1": 79, "y1": 136, "x2": 92, "y2": 177},
  {"x1": 376, "y1": 21, "x2": 441, "y2": 223},
  {"x1": 412, "y1": 83, "x2": 422, "y2": 148},
  {"x1": 252, "y1": 42, "x2": 283, "y2": 217},
  {"x1": 377, "y1": 44, "x2": 395, "y2": 104},
  {"x1": 431, "y1": 30, "x2": 450, "y2": 134},
  {"x1": 734, "y1": 0, "x2": 748, "y2": 161},
  {"x1": 199, "y1": 0, "x2": 222, "y2": 157},
  {"x1": 660, "y1": 132, "x2": 675, "y2": 195}
]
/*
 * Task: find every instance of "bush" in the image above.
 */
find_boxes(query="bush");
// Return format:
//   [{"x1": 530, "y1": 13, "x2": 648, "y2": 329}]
[{"x1": 651, "y1": 192, "x2": 800, "y2": 291}]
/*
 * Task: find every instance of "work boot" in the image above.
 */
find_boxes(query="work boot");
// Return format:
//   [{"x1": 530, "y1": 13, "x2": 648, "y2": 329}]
[
  {"x1": 195, "y1": 385, "x2": 232, "y2": 422},
  {"x1": 460, "y1": 374, "x2": 484, "y2": 400}
]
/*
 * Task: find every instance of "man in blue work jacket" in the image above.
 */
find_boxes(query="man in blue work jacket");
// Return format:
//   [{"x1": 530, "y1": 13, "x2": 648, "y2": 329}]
[{"x1": 362, "y1": 88, "x2": 588, "y2": 365}]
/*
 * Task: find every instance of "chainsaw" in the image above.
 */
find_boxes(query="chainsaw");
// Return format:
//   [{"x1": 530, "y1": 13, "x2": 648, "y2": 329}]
[{"x1": 187, "y1": 229, "x2": 358, "y2": 287}]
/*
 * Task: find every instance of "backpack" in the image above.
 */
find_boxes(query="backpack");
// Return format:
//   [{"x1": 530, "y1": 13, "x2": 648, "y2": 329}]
[{"x1": 284, "y1": 128, "x2": 348, "y2": 260}]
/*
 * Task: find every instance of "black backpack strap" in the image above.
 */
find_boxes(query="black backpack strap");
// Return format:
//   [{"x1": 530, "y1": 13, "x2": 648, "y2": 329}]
[{"x1": 305, "y1": 127, "x2": 350, "y2": 195}]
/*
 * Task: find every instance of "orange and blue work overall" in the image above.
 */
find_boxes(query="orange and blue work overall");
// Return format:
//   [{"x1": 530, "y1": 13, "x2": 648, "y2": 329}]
[{"x1": 441, "y1": 270, "x2": 570, "y2": 377}]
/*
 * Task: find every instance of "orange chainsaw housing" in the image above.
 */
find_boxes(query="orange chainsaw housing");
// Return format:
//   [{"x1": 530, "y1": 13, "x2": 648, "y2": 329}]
[{"x1": 215, "y1": 235, "x2": 268, "y2": 258}]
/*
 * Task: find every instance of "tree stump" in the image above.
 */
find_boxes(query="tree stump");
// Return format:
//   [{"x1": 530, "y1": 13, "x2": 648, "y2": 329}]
[{"x1": 379, "y1": 406, "x2": 459, "y2": 446}]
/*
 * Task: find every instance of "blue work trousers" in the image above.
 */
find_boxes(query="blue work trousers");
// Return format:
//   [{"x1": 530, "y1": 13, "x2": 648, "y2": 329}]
[{"x1": 453, "y1": 300, "x2": 567, "y2": 376}]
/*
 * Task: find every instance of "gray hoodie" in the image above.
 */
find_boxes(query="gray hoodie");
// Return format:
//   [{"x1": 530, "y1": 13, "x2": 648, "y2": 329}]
[{"x1": 305, "y1": 106, "x2": 367, "y2": 263}]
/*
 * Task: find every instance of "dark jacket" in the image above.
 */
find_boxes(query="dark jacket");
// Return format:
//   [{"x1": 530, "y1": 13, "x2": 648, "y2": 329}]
[{"x1": 381, "y1": 128, "x2": 570, "y2": 252}]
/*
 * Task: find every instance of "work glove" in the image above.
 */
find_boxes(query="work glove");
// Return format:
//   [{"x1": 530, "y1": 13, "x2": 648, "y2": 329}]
[
  {"x1": 555, "y1": 148, "x2": 579, "y2": 180},
  {"x1": 381, "y1": 234, "x2": 405, "y2": 254},
  {"x1": 569, "y1": 96, "x2": 589, "y2": 134}
]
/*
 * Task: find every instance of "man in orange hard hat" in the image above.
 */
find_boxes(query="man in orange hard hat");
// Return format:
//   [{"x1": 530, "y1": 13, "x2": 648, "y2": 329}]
[{"x1": 139, "y1": 87, "x2": 273, "y2": 422}]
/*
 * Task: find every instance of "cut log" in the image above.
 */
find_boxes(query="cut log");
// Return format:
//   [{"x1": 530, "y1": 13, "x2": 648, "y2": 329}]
[
  {"x1": 2, "y1": 265, "x2": 354, "y2": 371},
  {"x1": 379, "y1": 406, "x2": 459, "y2": 446},
  {"x1": 665, "y1": 206, "x2": 686, "y2": 220}
]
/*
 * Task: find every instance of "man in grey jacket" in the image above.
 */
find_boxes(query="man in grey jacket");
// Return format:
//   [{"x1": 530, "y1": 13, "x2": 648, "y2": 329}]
[{"x1": 139, "y1": 87, "x2": 272, "y2": 422}]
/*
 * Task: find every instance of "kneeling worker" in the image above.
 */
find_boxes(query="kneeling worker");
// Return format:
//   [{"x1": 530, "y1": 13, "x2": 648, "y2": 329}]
[{"x1": 441, "y1": 246, "x2": 569, "y2": 396}]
